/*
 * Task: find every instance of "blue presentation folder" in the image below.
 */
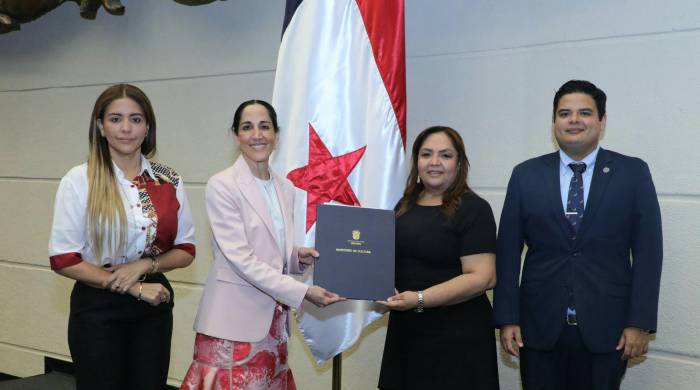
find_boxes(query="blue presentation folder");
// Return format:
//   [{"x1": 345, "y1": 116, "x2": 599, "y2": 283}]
[{"x1": 314, "y1": 204, "x2": 395, "y2": 301}]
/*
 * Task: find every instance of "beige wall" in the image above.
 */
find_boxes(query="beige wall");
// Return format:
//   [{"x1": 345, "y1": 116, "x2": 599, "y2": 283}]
[{"x1": 1, "y1": 1, "x2": 699, "y2": 389}]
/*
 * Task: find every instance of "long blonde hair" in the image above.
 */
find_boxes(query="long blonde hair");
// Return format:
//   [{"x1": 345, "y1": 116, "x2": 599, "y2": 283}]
[{"x1": 86, "y1": 84, "x2": 157, "y2": 261}]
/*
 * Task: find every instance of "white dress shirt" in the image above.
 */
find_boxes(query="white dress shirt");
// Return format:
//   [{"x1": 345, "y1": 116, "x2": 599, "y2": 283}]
[{"x1": 49, "y1": 156, "x2": 195, "y2": 267}]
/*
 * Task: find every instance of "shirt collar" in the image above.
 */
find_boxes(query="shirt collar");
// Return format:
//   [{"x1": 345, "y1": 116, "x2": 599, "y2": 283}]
[
  {"x1": 141, "y1": 156, "x2": 156, "y2": 180},
  {"x1": 112, "y1": 154, "x2": 154, "y2": 181},
  {"x1": 559, "y1": 146, "x2": 600, "y2": 170}
]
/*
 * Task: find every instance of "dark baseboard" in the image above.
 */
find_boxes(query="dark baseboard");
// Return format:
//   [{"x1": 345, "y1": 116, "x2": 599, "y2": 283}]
[
  {"x1": 44, "y1": 356, "x2": 74, "y2": 376},
  {"x1": 0, "y1": 357, "x2": 70, "y2": 382},
  {"x1": 43, "y1": 356, "x2": 177, "y2": 389},
  {"x1": 0, "y1": 372, "x2": 19, "y2": 381}
]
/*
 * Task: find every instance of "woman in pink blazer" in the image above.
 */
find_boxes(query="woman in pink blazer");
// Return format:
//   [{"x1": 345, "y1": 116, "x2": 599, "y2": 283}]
[{"x1": 181, "y1": 100, "x2": 342, "y2": 390}]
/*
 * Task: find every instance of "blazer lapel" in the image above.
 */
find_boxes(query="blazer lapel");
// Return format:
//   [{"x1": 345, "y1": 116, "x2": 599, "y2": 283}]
[
  {"x1": 543, "y1": 152, "x2": 573, "y2": 236},
  {"x1": 233, "y1": 158, "x2": 280, "y2": 252},
  {"x1": 578, "y1": 148, "x2": 614, "y2": 237}
]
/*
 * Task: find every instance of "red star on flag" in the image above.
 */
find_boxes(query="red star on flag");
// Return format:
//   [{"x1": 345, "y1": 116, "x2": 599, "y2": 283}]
[{"x1": 287, "y1": 124, "x2": 367, "y2": 232}]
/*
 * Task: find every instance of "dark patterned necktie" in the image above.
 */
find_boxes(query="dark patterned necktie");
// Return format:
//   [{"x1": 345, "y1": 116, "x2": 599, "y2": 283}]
[{"x1": 565, "y1": 163, "x2": 587, "y2": 232}]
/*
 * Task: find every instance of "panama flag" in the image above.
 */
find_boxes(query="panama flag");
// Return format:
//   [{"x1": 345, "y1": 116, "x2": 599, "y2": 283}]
[{"x1": 271, "y1": 0, "x2": 407, "y2": 362}]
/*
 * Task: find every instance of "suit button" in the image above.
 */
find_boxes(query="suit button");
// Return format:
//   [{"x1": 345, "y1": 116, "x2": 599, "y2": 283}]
[
  {"x1": 572, "y1": 252, "x2": 580, "y2": 257},
  {"x1": 571, "y1": 235, "x2": 577, "y2": 240}
]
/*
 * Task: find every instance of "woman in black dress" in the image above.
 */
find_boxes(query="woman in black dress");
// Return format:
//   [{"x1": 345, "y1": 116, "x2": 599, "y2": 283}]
[{"x1": 378, "y1": 126, "x2": 499, "y2": 389}]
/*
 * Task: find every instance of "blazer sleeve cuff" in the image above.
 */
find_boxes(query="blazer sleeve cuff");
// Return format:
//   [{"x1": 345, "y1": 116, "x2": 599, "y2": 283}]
[{"x1": 274, "y1": 279, "x2": 308, "y2": 310}]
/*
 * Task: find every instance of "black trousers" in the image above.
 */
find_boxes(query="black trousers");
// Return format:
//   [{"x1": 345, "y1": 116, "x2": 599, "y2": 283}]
[
  {"x1": 520, "y1": 323, "x2": 628, "y2": 390},
  {"x1": 68, "y1": 273, "x2": 174, "y2": 390}
]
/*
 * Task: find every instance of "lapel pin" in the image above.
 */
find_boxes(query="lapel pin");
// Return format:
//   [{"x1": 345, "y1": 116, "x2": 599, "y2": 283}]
[{"x1": 603, "y1": 167, "x2": 610, "y2": 173}]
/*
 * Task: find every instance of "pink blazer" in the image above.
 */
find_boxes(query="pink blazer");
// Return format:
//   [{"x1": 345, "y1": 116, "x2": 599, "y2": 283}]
[{"x1": 193, "y1": 157, "x2": 308, "y2": 342}]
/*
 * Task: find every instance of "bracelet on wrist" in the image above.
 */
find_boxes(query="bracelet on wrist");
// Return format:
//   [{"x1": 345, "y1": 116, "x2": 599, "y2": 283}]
[
  {"x1": 149, "y1": 256, "x2": 159, "y2": 274},
  {"x1": 414, "y1": 290, "x2": 424, "y2": 313}
]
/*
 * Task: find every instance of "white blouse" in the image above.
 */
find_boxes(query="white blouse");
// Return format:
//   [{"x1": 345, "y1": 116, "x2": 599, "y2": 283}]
[
  {"x1": 253, "y1": 175, "x2": 286, "y2": 254},
  {"x1": 49, "y1": 156, "x2": 196, "y2": 269}
]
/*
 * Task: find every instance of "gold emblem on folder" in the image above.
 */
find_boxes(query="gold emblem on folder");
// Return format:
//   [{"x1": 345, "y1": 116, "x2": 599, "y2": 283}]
[{"x1": 336, "y1": 228, "x2": 370, "y2": 254}]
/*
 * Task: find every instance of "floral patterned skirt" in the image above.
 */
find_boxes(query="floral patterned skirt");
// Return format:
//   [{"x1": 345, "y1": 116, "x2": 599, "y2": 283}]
[{"x1": 180, "y1": 305, "x2": 296, "y2": 390}]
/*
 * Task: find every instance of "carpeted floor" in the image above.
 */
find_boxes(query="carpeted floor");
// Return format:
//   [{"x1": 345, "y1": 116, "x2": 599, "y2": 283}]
[{"x1": 0, "y1": 371, "x2": 75, "y2": 390}]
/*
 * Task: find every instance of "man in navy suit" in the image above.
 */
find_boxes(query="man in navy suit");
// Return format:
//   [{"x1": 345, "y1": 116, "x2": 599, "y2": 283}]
[{"x1": 493, "y1": 80, "x2": 663, "y2": 390}]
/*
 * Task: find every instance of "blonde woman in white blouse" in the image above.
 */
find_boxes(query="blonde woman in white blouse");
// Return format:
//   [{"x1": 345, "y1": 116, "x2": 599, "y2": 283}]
[{"x1": 49, "y1": 84, "x2": 196, "y2": 390}]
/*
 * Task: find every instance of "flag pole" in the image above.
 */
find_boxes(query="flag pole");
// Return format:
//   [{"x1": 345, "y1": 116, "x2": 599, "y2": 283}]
[{"x1": 332, "y1": 353, "x2": 342, "y2": 390}]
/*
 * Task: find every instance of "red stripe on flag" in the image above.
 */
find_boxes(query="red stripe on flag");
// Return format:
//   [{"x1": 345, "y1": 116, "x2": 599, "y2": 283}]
[{"x1": 355, "y1": 0, "x2": 407, "y2": 148}]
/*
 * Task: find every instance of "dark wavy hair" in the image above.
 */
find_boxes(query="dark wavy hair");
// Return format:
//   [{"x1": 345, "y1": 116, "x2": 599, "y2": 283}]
[{"x1": 396, "y1": 126, "x2": 471, "y2": 220}]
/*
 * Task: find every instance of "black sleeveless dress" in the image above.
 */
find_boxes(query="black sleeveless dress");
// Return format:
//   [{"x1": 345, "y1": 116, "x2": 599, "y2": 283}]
[{"x1": 378, "y1": 193, "x2": 500, "y2": 390}]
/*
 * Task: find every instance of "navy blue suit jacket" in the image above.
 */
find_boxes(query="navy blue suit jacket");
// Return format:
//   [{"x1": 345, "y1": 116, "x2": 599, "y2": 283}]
[{"x1": 493, "y1": 148, "x2": 663, "y2": 353}]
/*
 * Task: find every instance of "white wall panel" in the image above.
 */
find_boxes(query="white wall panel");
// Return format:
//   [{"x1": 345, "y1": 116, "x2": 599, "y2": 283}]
[
  {"x1": 653, "y1": 199, "x2": 700, "y2": 356},
  {"x1": 623, "y1": 354, "x2": 700, "y2": 390},
  {"x1": 0, "y1": 181, "x2": 57, "y2": 266},
  {"x1": 406, "y1": 0, "x2": 700, "y2": 56},
  {"x1": 0, "y1": 265, "x2": 72, "y2": 355},
  {"x1": 0, "y1": 343, "x2": 50, "y2": 378}
]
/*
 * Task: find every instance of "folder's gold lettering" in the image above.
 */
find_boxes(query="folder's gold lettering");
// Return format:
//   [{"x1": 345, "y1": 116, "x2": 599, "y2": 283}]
[
  {"x1": 332, "y1": 228, "x2": 372, "y2": 255},
  {"x1": 335, "y1": 248, "x2": 372, "y2": 254}
]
